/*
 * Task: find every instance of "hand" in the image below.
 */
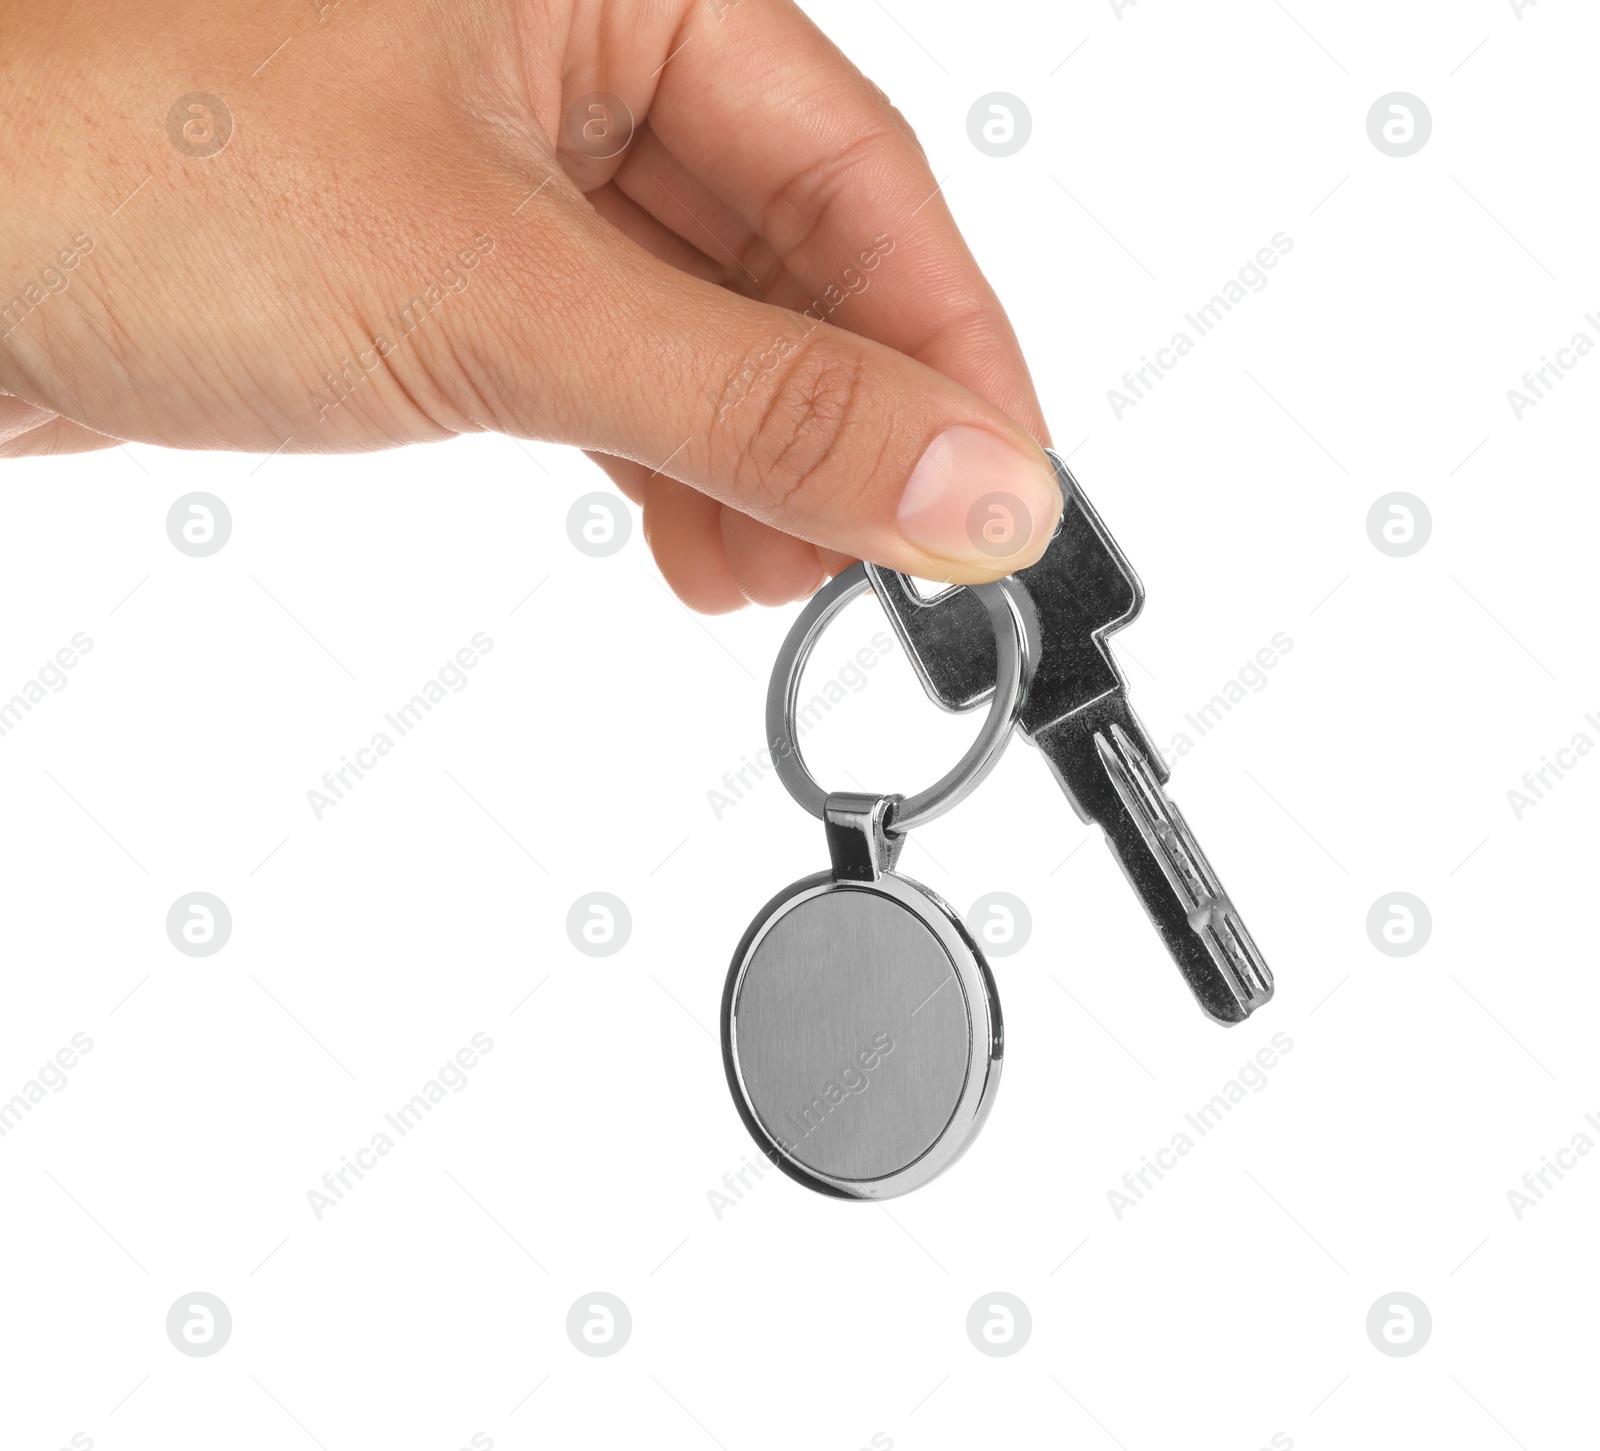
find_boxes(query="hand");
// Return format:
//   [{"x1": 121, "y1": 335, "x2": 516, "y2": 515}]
[{"x1": 0, "y1": 0, "x2": 1061, "y2": 610}]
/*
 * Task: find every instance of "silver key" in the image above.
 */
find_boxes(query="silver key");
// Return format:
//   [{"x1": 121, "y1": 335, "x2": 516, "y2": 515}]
[{"x1": 866, "y1": 450, "x2": 1273, "y2": 1025}]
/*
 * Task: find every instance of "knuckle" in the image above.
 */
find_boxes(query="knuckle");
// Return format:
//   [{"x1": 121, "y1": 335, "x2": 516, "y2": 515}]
[
  {"x1": 760, "y1": 122, "x2": 899, "y2": 256},
  {"x1": 877, "y1": 95, "x2": 928, "y2": 163},
  {"x1": 729, "y1": 340, "x2": 871, "y2": 516}
]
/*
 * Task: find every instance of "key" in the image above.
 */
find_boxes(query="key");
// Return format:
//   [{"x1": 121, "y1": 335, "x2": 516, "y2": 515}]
[{"x1": 865, "y1": 451, "x2": 1273, "y2": 1025}]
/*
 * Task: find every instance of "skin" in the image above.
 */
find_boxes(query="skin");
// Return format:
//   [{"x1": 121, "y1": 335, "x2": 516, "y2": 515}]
[{"x1": 0, "y1": 0, "x2": 1055, "y2": 611}]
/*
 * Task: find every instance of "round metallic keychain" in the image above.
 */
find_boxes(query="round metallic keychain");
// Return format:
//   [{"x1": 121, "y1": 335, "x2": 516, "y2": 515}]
[{"x1": 720, "y1": 564, "x2": 1034, "y2": 1200}]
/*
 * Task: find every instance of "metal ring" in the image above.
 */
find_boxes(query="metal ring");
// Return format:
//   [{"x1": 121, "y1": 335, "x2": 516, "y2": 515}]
[{"x1": 766, "y1": 563, "x2": 1030, "y2": 834}]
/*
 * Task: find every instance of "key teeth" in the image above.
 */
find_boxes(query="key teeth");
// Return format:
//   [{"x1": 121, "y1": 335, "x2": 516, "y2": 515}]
[
  {"x1": 1205, "y1": 907, "x2": 1275, "y2": 1013},
  {"x1": 1095, "y1": 724, "x2": 1274, "y2": 1020}
]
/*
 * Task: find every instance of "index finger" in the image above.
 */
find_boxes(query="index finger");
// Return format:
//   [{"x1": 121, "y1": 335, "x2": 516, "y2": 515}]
[{"x1": 645, "y1": 0, "x2": 1049, "y2": 442}]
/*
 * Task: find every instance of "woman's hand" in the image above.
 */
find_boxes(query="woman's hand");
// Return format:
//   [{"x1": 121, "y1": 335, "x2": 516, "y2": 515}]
[{"x1": 0, "y1": 0, "x2": 1060, "y2": 609}]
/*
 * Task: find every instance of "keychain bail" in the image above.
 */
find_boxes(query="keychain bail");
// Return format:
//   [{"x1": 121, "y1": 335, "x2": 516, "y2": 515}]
[{"x1": 823, "y1": 791, "x2": 905, "y2": 882}]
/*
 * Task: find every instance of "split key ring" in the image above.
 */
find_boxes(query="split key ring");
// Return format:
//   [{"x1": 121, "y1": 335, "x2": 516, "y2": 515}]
[{"x1": 764, "y1": 563, "x2": 1035, "y2": 834}]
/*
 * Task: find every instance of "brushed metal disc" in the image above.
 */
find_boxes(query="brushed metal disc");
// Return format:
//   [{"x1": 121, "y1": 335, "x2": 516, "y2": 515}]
[{"x1": 722, "y1": 872, "x2": 1002, "y2": 1199}]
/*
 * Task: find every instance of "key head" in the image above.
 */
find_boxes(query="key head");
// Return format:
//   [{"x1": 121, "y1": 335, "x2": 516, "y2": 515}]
[{"x1": 866, "y1": 451, "x2": 1143, "y2": 735}]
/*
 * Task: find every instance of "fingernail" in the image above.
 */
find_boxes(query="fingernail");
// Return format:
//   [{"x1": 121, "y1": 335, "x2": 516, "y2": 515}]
[{"x1": 897, "y1": 424, "x2": 1061, "y2": 567}]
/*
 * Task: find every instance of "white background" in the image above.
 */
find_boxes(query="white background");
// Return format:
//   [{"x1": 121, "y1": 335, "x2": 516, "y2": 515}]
[{"x1": 3, "y1": 1, "x2": 1598, "y2": 1448}]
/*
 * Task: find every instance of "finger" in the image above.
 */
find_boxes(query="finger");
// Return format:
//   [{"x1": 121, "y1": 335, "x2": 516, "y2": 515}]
[
  {"x1": 472, "y1": 197, "x2": 1061, "y2": 584},
  {"x1": 718, "y1": 506, "x2": 824, "y2": 606},
  {"x1": 584, "y1": 450, "x2": 650, "y2": 506},
  {"x1": 0, "y1": 413, "x2": 120, "y2": 457},
  {"x1": 817, "y1": 547, "x2": 856, "y2": 578},
  {"x1": 644, "y1": 0, "x2": 1048, "y2": 439},
  {"x1": 610, "y1": 120, "x2": 886, "y2": 326},
  {"x1": 0, "y1": 395, "x2": 54, "y2": 443},
  {"x1": 610, "y1": 125, "x2": 784, "y2": 295},
  {"x1": 588, "y1": 449, "x2": 829, "y2": 607},
  {"x1": 584, "y1": 174, "x2": 747, "y2": 288},
  {"x1": 641, "y1": 472, "x2": 748, "y2": 613}
]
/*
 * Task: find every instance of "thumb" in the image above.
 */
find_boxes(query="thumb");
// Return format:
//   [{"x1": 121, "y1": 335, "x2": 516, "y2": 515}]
[{"x1": 496, "y1": 221, "x2": 1062, "y2": 584}]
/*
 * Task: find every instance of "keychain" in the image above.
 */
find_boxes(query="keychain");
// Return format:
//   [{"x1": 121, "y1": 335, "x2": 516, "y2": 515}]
[
  {"x1": 721, "y1": 567, "x2": 1032, "y2": 1200},
  {"x1": 721, "y1": 449, "x2": 1275, "y2": 1200}
]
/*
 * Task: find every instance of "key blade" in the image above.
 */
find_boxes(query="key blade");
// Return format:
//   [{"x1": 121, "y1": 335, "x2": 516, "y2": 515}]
[
  {"x1": 1095, "y1": 724, "x2": 1273, "y2": 1019},
  {"x1": 1038, "y1": 702, "x2": 1273, "y2": 1025}
]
